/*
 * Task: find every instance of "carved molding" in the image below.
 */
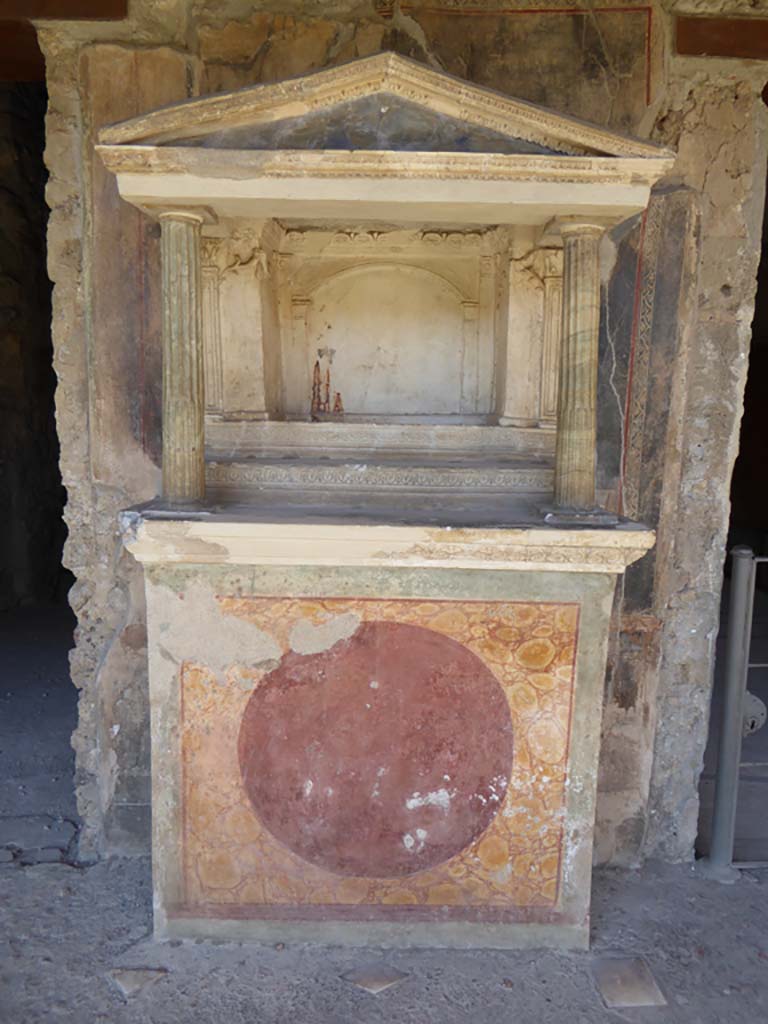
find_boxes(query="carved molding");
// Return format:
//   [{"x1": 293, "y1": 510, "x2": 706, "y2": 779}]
[
  {"x1": 460, "y1": 300, "x2": 481, "y2": 414},
  {"x1": 402, "y1": 0, "x2": 649, "y2": 8},
  {"x1": 539, "y1": 277, "x2": 562, "y2": 426},
  {"x1": 201, "y1": 230, "x2": 265, "y2": 275},
  {"x1": 99, "y1": 145, "x2": 673, "y2": 189},
  {"x1": 421, "y1": 230, "x2": 484, "y2": 247},
  {"x1": 537, "y1": 250, "x2": 564, "y2": 427},
  {"x1": 205, "y1": 419, "x2": 557, "y2": 456},
  {"x1": 100, "y1": 53, "x2": 671, "y2": 161},
  {"x1": 399, "y1": 541, "x2": 654, "y2": 574},
  {"x1": 201, "y1": 265, "x2": 223, "y2": 414},
  {"x1": 122, "y1": 514, "x2": 655, "y2": 575},
  {"x1": 206, "y1": 461, "x2": 553, "y2": 492},
  {"x1": 202, "y1": 232, "x2": 271, "y2": 421}
]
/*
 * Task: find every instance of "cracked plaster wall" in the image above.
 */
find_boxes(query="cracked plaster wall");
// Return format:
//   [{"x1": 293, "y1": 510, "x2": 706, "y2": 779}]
[
  {"x1": 644, "y1": 65, "x2": 768, "y2": 859},
  {"x1": 35, "y1": 0, "x2": 768, "y2": 862}
]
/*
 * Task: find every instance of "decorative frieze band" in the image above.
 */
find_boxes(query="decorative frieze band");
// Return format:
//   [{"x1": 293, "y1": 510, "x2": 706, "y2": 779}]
[{"x1": 205, "y1": 460, "x2": 553, "y2": 493}]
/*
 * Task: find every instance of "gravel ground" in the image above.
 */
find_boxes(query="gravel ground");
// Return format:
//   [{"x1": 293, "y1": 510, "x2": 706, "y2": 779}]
[
  {"x1": 1, "y1": 607, "x2": 767, "y2": 1023},
  {"x1": 1, "y1": 856, "x2": 767, "y2": 1022}
]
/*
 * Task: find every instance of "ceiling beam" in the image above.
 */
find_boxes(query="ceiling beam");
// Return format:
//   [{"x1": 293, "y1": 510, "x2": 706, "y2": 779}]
[
  {"x1": 0, "y1": 1, "x2": 127, "y2": 17},
  {"x1": 0, "y1": 21, "x2": 44, "y2": 81},
  {"x1": 676, "y1": 15, "x2": 768, "y2": 61},
  {"x1": 0, "y1": 0, "x2": 127, "y2": 82}
]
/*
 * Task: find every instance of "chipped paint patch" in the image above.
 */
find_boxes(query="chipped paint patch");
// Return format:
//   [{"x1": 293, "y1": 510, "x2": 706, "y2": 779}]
[
  {"x1": 403, "y1": 829, "x2": 429, "y2": 854},
  {"x1": 289, "y1": 611, "x2": 361, "y2": 655},
  {"x1": 405, "y1": 788, "x2": 455, "y2": 812},
  {"x1": 151, "y1": 580, "x2": 280, "y2": 683}
]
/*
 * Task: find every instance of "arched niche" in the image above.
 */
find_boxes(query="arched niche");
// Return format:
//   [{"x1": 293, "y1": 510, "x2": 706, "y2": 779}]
[{"x1": 283, "y1": 263, "x2": 488, "y2": 422}]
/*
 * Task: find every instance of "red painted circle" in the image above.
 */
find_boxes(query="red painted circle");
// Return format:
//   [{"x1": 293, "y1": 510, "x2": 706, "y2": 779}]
[{"x1": 238, "y1": 620, "x2": 513, "y2": 878}]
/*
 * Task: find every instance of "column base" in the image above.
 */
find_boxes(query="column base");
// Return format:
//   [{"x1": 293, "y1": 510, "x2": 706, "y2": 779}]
[{"x1": 541, "y1": 505, "x2": 619, "y2": 527}]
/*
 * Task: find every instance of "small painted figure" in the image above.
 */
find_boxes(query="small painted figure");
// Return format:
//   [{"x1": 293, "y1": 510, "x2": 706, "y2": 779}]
[{"x1": 310, "y1": 359, "x2": 322, "y2": 420}]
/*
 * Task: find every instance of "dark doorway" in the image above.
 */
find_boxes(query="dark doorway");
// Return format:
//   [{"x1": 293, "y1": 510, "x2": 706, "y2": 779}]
[
  {"x1": 0, "y1": 79, "x2": 79, "y2": 864},
  {"x1": 0, "y1": 82, "x2": 68, "y2": 608}
]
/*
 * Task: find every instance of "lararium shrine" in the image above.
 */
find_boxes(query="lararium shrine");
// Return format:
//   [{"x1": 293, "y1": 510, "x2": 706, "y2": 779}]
[{"x1": 97, "y1": 53, "x2": 675, "y2": 949}]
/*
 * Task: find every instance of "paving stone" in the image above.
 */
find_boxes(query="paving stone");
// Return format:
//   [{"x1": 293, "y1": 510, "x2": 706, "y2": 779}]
[
  {"x1": 0, "y1": 815, "x2": 75, "y2": 851},
  {"x1": 19, "y1": 848, "x2": 63, "y2": 865},
  {"x1": 341, "y1": 964, "x2": 408, "y2": 994},
  {"x1": 593, "y1": 956, "x2": 667, "y2": 1008},
  {"x1": 109, "y1": 968, "x2": 169, "y2": 998}
]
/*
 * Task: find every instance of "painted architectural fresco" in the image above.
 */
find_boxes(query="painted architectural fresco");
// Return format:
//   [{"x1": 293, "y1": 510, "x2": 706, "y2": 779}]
[{"x1": 179, "y1": 597, "x2": 579, "y2": 922}]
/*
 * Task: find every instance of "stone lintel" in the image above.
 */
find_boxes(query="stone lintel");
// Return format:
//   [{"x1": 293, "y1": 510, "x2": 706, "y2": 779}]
[{"x1": 120, "y1": 513, "x2": 654, "y2": 576}]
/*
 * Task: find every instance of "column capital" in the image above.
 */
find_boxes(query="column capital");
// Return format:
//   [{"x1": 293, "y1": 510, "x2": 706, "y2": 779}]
[
  {"x1": 157, "y1": 207, "x2": 213, "y2": 226},
  {"x1": 556, "y1": 217, "x2": 610, "y2": 239}
]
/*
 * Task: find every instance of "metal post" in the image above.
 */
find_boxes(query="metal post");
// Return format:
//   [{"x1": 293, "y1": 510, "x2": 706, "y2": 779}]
[{"x1": 702, "y1": 546, "x2": 755, "y2": 881}]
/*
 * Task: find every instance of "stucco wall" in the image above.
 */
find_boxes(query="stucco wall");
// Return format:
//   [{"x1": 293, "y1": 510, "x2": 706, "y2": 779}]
[{"x1": 36, "y1": 0, "x2": 768, "y2": 861}]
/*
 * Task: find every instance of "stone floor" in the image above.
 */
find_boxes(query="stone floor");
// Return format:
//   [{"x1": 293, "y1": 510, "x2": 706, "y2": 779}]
[
  {"x1": 1, "y1": 605, "x2": 768, "y2": 1023},
  {"x1": 2, "y1": 857, "x2": 768, "y2": 1023},
  {"x1": 0, "y1": 603, "x2": 79, "y2": 865}
]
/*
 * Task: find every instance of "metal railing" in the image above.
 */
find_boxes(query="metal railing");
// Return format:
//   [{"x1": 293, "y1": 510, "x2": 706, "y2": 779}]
[{"x1": 701, "y1": 546, "x2": 768, "y2": 878}]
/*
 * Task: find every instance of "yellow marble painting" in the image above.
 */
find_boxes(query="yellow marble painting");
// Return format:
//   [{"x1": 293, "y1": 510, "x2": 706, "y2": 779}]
[{"x1": 179, "y1": 597, "x2": 579, "y2": 917}]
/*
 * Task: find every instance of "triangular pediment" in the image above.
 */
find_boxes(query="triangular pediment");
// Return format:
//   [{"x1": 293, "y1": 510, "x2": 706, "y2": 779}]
[
  {"x1": 172, "y1": 94, "x2": 564, "y2": 156},
  {"x1": 99, "y1": 52, "x2": 670, "y2": 161}
]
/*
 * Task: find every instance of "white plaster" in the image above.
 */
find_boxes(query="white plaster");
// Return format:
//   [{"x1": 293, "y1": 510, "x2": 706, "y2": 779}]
[
  {"x1": 402, "y1": 829, "x2": 428, "y2": 853},
  {"x1": 109, "y1": 166, "x2": 661, "y2": 226},
  {"x1": 284, "y1": 264, "x2": 482, "y2": 420},
  {"x1": 303, "y1": 780, "x2": 313, "y2": 797},
  {"x1": 488, "y1": 774, "x2": 508, "y2": 804},
  {"x1": 154, "y1": 579, "x2": 280, "y2": 682},
  {"x1": 405, "y1": 788, "x2": 454, "y2": 812},
  {"x1": 372, "y1": 766, "x2": 388, "y2": 799},
  {"x1": 288, "y1": 611, "x2": 361, "y2": 655},
  {"x1": 500, "y1": 259, "x2": 544, "y2": 426},
  {"x1": 599, "y1": 232, "x2": 619, "y2": 288},
  {"x1": 219, "y1": 263, "x2": 268, "y2": 418}
]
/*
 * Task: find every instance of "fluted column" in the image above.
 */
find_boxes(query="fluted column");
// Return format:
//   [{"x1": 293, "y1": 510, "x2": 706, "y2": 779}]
[
  {"x1": 160, "y1": 212, "x2": 205, "y2": 504},
  {"x1": 553, "y1": 222, "x2": 603, "y2": 509}
]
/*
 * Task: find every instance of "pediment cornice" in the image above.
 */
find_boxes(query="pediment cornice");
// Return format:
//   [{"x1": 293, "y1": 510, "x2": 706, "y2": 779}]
[{"x1": 99, "y1": 52, "x2": 671, "y2": 161}]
